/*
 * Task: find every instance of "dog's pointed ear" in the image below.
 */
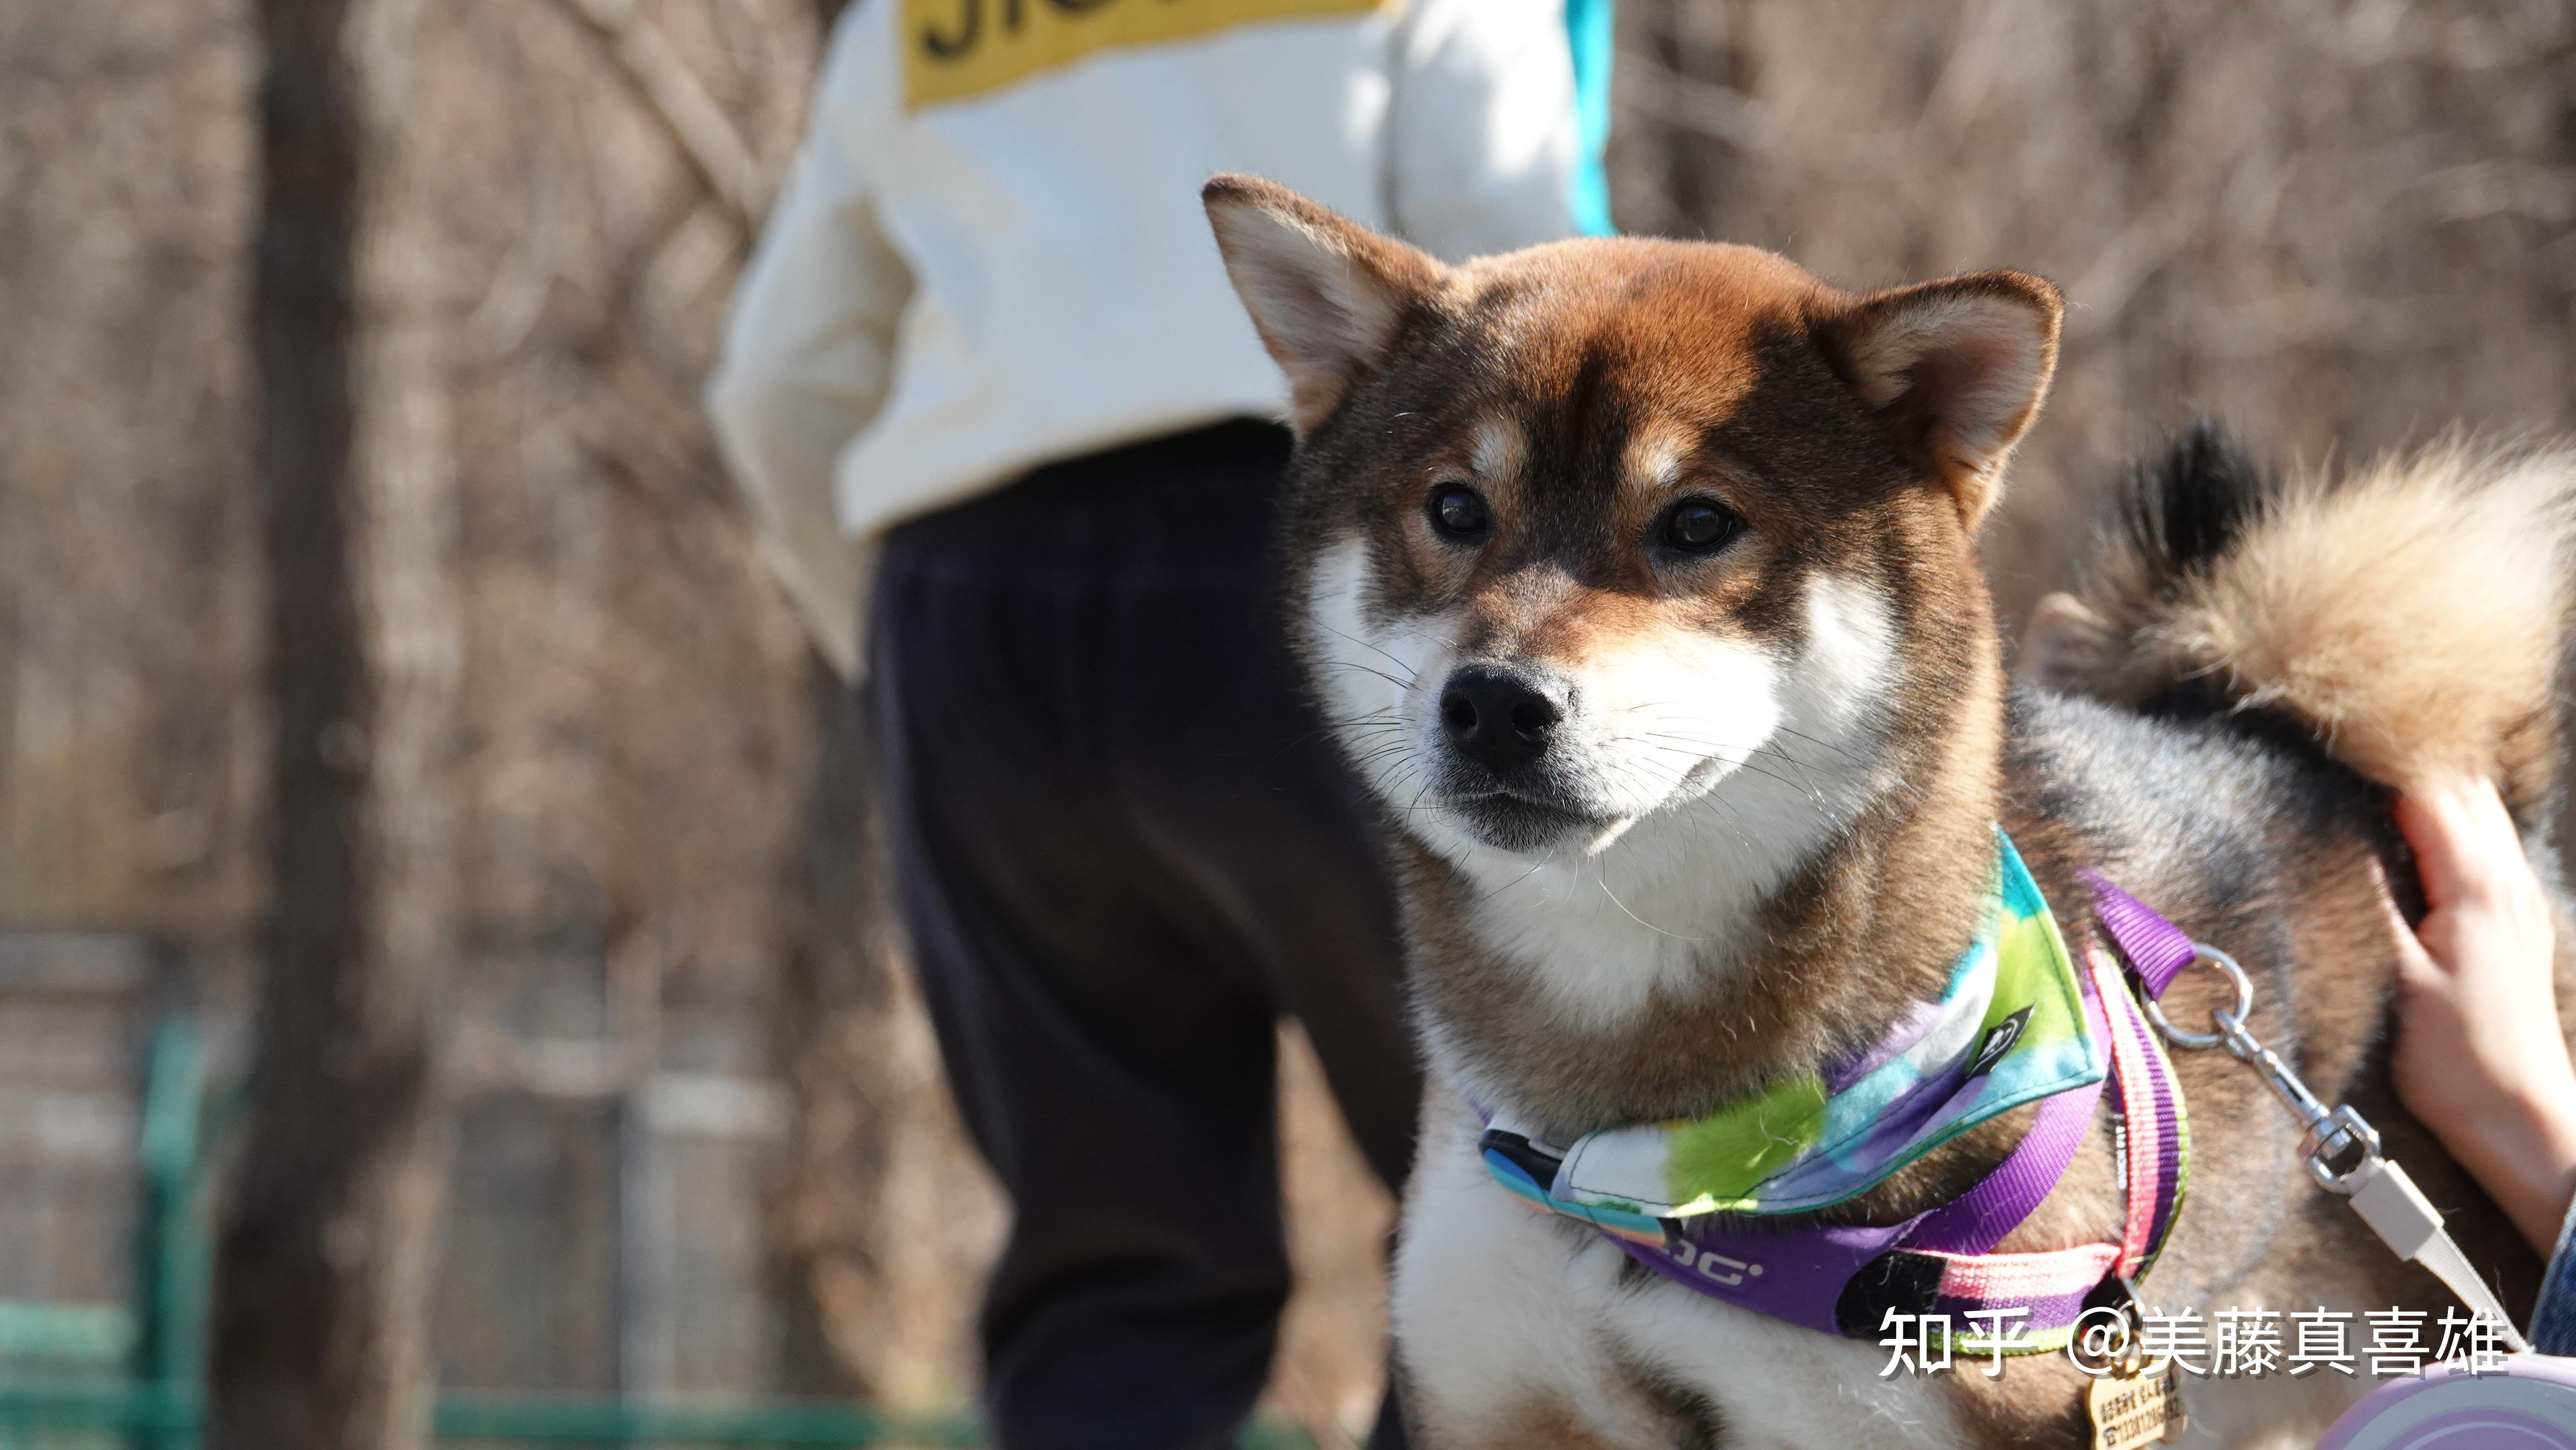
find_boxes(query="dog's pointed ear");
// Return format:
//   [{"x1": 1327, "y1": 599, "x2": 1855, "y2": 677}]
[
  {"x1": 1203, "y1": 174, "x2": 1444, "y2": 435},
  {"x1": 1825, "y1": 272, "x2": 2063, "y2": 527}
]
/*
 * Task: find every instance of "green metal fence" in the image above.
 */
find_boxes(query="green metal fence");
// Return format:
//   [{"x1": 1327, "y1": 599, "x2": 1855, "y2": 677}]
[{"x1": 0, "y1": 1019, "x2": 1317, "y2": 1450}]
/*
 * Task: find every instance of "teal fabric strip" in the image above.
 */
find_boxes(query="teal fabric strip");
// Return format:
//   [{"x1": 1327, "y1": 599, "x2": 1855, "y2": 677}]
[{"x1": 1563, "y1": 0, "x2": 1615, "y2": 236}]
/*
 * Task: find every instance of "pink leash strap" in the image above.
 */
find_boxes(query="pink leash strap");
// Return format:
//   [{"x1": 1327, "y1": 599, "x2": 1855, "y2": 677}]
[{"x1": 2079, "y1": 870, "x2": 2198, "y2": 1279}]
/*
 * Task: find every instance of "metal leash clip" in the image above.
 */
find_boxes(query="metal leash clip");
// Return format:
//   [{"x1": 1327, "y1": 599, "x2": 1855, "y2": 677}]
[{"x1": 2145, "y1": 943, "x2": 2531, "y2": 1353}]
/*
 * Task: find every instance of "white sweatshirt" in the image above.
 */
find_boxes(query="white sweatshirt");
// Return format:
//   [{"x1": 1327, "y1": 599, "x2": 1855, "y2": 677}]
[{"x1": 707, "y1": 0, "x2": 1608, "y2": 674}]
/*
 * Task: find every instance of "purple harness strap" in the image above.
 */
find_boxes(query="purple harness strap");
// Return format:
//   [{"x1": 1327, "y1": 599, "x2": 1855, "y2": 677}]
[
  {"x1": 1601, "y1": 959, "x2": 2128, "y2": 1341},
  {"x1": 1504, "y1": 870, "x2": 2198, "y2": 1351},
  {"x1": 2082, "y1": 871, "x2": 2199, "y2": 999}
]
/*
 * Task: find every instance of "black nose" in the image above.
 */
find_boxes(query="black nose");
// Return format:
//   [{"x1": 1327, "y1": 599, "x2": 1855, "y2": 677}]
[{"x1": 1440, "y1": 666, "x2": 1563, "y2": 773}]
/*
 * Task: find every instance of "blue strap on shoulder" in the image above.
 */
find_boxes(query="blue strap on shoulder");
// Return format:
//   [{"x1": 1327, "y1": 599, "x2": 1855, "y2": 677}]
[
  {"x1": 2533, "y1": 1195, "x2": 2576, "y2": 1353},
  {"x1": 1563, "y1": 0, "x2": 1615, "y2": 236}
]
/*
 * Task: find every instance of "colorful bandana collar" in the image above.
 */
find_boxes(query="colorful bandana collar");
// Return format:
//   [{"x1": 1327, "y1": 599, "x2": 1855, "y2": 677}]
[
  {"x1": 1475, "y1": 839, "x2": 2194, "y2": 1357},
  {"x1": 1485, "y1": 831, "x2": 2101, "y2": 1226}
]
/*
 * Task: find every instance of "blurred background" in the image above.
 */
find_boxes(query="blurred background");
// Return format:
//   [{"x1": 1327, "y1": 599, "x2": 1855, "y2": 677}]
[{"x1": 4, "y1": 0, "x2": 2575, "y2": 1443}]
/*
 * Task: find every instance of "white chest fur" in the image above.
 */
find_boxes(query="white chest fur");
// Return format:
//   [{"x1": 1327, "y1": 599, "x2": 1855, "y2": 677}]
[{"x1": 1391, "y1": 1088, "x2": 1972, "y2": 1449}]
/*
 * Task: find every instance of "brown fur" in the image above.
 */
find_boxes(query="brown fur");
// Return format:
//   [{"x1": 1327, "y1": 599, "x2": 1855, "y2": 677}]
[
  {"x1": 1202, "y1": 174, "x2": 2558, "y2": 1448},
  {"x1": 1214, "y1": 181, "x2": 2054, "y2": 1137},
  {"x1": 1419, "y1": 1399, "x2": 1641, "y2": 1450}
]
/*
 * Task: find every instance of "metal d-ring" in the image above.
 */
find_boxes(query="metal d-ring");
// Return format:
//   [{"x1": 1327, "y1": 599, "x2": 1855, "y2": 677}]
[{"x1": 2139, "y1": 944, "x2": 2255, "y2": 1051}]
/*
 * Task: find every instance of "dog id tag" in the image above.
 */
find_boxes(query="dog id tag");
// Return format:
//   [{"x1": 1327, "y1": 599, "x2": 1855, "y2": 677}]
[{"x1": 2086, "y1": 1358, "x2": 2185, "y2": 1450}]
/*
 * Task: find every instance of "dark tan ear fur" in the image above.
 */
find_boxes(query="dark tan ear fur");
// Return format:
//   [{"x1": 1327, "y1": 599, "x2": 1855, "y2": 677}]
[
  {"x1": 1201, "y1": 174, "x2": 1444, "y2": 435},
  {"x1": 1827, "y1": 272, "x2": 2063, "y2": 526}
]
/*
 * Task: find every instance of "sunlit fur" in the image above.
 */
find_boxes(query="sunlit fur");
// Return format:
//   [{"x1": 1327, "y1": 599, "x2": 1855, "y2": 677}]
[
  {"x1": 1206, "y1": 174, "x2": 2563, "y2": 1450},
  {"x1": 1306, "y1": 536, "x2": 1896, "y2": 1032},
  {"x1": 2038, "y1": 435, "x2": 2576, "y2": 812}
]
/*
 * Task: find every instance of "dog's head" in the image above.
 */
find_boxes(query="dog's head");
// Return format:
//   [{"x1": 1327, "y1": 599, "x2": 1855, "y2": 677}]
[{"x1": 1205, "y1": 176, "x2": 2060, "y2": 876}]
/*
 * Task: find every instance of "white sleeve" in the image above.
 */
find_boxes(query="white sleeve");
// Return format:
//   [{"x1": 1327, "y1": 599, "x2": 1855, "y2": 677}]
[
  {"x1": 704, "y1": 9, "x2": 907, "y2": 678},
  {"x1": 1385, "y1": 0, "x2": 1584, "y2": 263}
]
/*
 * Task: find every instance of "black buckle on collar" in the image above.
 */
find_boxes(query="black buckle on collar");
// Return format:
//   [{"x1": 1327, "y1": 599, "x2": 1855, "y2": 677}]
[
  {"x1": 1831, "y1": 1250, "x2": 1947, "y2": 1338},
  {"x1": 1478, "y1": 1128, "x2": 1564, "y2": 1186}
]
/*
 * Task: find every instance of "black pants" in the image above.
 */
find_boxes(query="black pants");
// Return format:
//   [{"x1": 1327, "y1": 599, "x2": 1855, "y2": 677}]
[{"x1": 871, "y1": 420, "x2": 1419, "y2": 1450}]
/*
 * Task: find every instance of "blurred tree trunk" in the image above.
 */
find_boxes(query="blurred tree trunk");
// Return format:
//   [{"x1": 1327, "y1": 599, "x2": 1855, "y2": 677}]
[
  {"x1": 768, "y1": 662, "x2": 889, "y2": 1400},
  {"x1": 208, "y1": 0, "x2": 459, "y2": 1446},
  {"x1": 765, "y1": 652, "x2": 1006, "y2": 1407}
]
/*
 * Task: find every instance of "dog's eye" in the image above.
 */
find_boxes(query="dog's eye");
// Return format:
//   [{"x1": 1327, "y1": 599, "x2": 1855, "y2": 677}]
[
  {"x1": 1427, "y1": 484, "x2": 1492, "y2": 542},
  {"x1": 1659, "y1": 498, "x2": 1742, "y2": 555}
]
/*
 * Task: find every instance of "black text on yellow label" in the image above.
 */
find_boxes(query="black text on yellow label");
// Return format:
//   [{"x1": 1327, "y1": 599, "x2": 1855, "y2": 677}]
[{"x1": 903, "y1": 0, "x2": 1388, "y2": 110}]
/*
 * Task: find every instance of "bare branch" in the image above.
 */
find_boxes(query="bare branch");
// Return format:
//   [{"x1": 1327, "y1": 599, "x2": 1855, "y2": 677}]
[{"x1": 544, "y1": 0, "x2": 770, "y2": 233}]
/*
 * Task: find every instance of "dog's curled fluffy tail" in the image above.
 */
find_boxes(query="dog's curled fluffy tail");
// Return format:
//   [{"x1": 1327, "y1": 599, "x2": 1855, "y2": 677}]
[{"x1": 2024, "y1": 421, "x2": 2576, "y2": 816}]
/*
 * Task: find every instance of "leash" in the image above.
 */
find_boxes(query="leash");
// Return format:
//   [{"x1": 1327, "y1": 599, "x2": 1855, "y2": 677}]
[{"x1": 2084, "y1": 872, "x2": 2532, "y2": 1354}]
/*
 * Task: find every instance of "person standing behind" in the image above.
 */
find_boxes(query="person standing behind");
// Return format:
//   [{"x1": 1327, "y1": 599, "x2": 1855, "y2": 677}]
[{"x1": 706, "y1": 4, "x2": 1614, "y2": 1446}]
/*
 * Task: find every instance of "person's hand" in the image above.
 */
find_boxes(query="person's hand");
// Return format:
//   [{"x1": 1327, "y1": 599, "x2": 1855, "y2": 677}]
[{"x1": 2389, "y1": 773, "x2": 2576, "y2": 1257}]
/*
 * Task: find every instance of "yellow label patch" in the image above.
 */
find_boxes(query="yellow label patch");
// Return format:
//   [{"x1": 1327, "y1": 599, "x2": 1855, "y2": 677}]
[{"x1": 902, "y1": 0, "x2": 1387, "y2": 110}]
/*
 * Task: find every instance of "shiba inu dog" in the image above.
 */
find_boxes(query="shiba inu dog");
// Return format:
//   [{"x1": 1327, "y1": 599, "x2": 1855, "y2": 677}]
[{"x1": 1201, "y1": 172, "x2": 2576, "y2": 1448}]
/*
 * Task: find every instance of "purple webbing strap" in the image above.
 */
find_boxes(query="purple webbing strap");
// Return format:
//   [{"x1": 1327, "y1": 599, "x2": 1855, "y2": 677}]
[
  {"x1": 1905, "y1": 993, "x2": 2113, "y2": 1256},
  {"x1": 1604, "y1": 972, "x2": 2118, "y2": 1336},
  {"x1": 2081, "y1": 869, "x2": 2197, "y2": 999},
  {"x1": 1602, "y1": 1091, "x2": 2109, "y2": 1336},
  {"x1": 1499, "y1": 871, "x2": 2201, "y2": 1341}
]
